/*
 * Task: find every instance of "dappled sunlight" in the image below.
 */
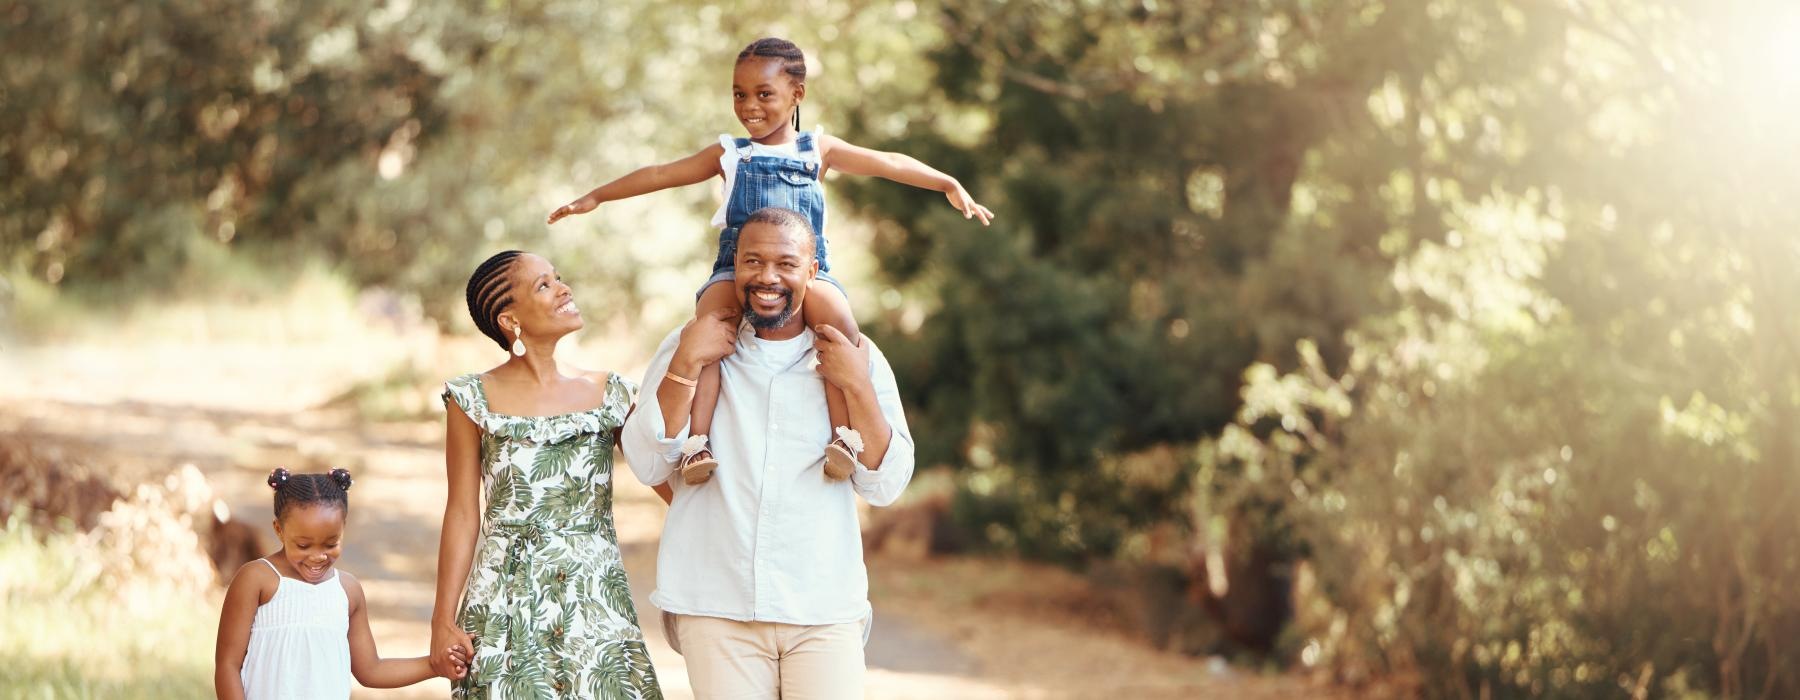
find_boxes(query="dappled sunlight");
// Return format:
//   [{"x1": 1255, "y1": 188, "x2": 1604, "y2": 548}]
[{"x1": 6, "y1": 0, "x2": 1800, "y2": 697}]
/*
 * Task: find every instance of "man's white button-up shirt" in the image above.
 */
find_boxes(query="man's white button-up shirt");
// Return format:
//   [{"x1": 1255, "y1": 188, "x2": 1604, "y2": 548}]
[{"x1": 621, "y1": 324, "x2": 915, "y2": 625}]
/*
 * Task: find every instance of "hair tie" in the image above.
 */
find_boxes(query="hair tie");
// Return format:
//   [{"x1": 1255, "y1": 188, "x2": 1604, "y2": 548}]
[
  {"x1": 329, "y1": 468, "x2": 354, "y2": 491},
  {"x1": 266, "y1": 467, "x2": 291, "y2": 490}
]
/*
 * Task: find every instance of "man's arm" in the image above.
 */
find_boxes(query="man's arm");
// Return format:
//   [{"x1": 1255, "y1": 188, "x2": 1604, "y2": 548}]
[
  {"x1": 815, "y1": 327, "x2": 915, "y2": 506},
  {"x1": 621, "y1": 330, "x2": 687, "y2": 487},
  {"x1": 622, "y1": 309, "x2": 738, "y2": 487}
]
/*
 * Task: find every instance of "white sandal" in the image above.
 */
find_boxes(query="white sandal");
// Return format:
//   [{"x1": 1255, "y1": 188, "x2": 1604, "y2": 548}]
[
  {"x1": 823, "y1": 427, "x2": 864, "y2": 481},
  {"x1": 679, "y1": 435, "x2": 718, "y2": 485}
]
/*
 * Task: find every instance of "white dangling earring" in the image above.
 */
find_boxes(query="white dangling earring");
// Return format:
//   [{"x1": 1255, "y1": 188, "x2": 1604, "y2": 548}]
[{"x1": 511, "y1": 326, "x2": 526, "y2": 357}]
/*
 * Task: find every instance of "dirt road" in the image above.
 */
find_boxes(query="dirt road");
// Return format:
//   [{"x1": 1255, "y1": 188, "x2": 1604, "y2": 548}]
[{"x1": 1, "y1": 339, "x2": 1334, "y2": 699}]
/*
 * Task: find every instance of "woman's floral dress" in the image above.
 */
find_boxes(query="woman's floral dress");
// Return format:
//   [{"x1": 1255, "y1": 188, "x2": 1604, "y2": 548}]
[{"x1": 442, "y1": 372, "x2": 661, "y2": 699}]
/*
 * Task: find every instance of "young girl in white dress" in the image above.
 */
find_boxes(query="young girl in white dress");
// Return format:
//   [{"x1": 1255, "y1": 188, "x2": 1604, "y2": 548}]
[{"x1": 214, "y1": 468, "x2": 467, "y2": 699}]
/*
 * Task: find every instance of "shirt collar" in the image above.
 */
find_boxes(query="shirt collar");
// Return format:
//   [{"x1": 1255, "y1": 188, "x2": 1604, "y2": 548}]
[{"x1": 737, "y1": 320, "x2": 814, "y2": 367}]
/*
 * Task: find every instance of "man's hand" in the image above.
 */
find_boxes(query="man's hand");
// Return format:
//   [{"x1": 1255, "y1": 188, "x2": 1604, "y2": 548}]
[
  {"x1": 813, "y1": 325, "x2": 873, "y2": 395},
  {"x1": 671, "y1": 306, "x2": 739, "y2": 379}
]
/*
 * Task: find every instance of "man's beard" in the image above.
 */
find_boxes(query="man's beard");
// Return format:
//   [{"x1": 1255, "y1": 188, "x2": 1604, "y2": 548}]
[{"x1": 742, "y1": 283, "x2": 797, "y2": 330}]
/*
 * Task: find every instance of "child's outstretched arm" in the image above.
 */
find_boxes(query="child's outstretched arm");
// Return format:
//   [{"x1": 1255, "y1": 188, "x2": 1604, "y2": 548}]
[
  {"x1": 819, "y1": 135, "x2": 995, "y2": 225},
  {"x1": 345, "y1": 570, "x2": 464, "y2": 687},
  {"x1": 547, "y1": 143, "x2": 727, "y2": 224},
  {"x1": 214, "y1": 561, "x2": 274, "y2": 700}
]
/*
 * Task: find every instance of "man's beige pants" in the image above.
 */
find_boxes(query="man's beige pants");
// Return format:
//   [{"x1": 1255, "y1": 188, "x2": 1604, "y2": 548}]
[{"x1": 667, "y1": 613, "x2": 865, "y2": 699}]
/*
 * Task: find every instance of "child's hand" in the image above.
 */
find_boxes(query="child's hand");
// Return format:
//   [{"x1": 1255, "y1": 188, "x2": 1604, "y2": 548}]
[
  {"x1": 674, "y1": 306, "x2": 741, "y2": 371},
  {"x1": 431, "y1": 623, "x2": 476, "y2": 679},
  {"x1": 945, "y1": 183, "x2": 995, "y2": 225},
  {"x1": 813, "y1": 324, "x2": 873, "y2": 394},
  {"x1": 547, "y1": 195, "x2": 600, "y2": 224},
  {"x1": 442, "y1": 642, "x2": 472, "y2": 680}
]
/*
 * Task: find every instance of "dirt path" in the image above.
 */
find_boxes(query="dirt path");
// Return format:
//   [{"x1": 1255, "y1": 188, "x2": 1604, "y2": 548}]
[
  {"x1": 0, "y1": 395, "x2": 1020, "y2": 698},
  {"x1": 0, "y1": 340, "x2": 1336, "y2": 698}
]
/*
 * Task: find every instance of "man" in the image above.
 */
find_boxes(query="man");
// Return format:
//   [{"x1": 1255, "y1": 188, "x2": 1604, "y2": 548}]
[{"x1": 621, "y1": 206, "x2": 915, "y2": 697}]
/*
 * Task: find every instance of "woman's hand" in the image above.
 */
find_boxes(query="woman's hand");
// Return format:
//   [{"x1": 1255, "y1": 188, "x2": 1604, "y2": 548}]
[
  {"x1": 429, "y1": 621, "x2": 476, "y2": 680},
  {"x1": 944, "y1": 183, "x2": 994, "y2": 225},
  {"x1": 547, "y1": 194, "x2": 599, "y2": 224}
]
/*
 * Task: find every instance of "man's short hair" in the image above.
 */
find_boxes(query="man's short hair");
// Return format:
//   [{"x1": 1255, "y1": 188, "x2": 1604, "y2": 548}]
[{"x1": 742, "y1": 207, "x2": 816, "y2": 259}]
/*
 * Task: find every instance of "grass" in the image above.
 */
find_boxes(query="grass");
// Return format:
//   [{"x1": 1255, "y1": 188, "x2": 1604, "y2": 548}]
[
  {"x1": 0, "y1": 514, "x2": 218, "y2": 699},
  {"x1": 3, "y1": 255, "x2": 371, "y2": 346},
  {"x1": 325, "y1": 361, "x2": 446, "y2": 422}
]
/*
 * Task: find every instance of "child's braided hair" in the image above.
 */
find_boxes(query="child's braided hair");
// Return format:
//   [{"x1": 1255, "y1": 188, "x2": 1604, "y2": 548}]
[
  {"x1": 738, "y1": 38, "x2": 808, "y2": 131},
  {"x1": 267, "y1": 467, "x2": 352, "y2": 519}
]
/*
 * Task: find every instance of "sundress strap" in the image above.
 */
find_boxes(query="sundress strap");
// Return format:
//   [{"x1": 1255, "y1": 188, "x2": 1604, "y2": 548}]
[{"x1": 730, "y1": 131, "x2": 816, "y2": 156}]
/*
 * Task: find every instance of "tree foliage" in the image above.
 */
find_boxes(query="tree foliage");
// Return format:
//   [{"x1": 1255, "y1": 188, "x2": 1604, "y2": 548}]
[
  {"x1": 840, "y1": 0, "x2": 1800, "y2": 694},
  {"x1": 1, "y1": 0, "x2": 931, "y2": 323},
  {"x1": 8, "y1": 0, "x2": 1800, "y2": 693}
]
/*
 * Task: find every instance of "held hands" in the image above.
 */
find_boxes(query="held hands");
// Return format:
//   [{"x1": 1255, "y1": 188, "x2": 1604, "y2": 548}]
[
  {"x1": 813, "y1": 325, "x2": 872, "y2": 394},
  {"x1": 442, "y1": 643, "x2": 471, "y2": 680},
  {"x1": 945, "y1": 182, "x2": 995, "y2": 225},
  {"x1": 430, "y1": 622, "x2": 476, "y2": 680},
  {"x1": 546, "y1": 194, "x2": 600, "y2": 225}
]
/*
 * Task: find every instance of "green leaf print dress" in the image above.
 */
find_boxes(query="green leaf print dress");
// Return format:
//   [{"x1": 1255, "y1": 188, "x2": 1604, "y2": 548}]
[{"x1": 442, "y1": 372, "x2": 662, "y2": 699}]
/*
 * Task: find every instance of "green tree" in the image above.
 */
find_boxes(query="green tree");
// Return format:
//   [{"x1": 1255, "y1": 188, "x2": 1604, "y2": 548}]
[
  {"x1": 2, "y1": 0, "x2": 930, "y2": 326},
  {"x1": 845, "y1": 3, "x2": 1800, "y2": 693},
  {"x1": 1202, "y1": 1, "x2": 1800, "y2": 694},
  {"x1": 1, "y1": 0, "x2": 441, "y2": 291}
]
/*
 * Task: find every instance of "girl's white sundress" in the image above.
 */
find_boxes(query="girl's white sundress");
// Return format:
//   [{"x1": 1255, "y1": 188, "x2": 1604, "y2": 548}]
[{"x1": 240, "y1": 558, "x2": 352, "y2": 700}]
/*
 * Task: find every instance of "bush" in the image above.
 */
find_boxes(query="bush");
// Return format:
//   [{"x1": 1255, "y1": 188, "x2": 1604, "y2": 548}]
[{"x1": 1, "y1": 469, "x2": 220, "y2": 697}]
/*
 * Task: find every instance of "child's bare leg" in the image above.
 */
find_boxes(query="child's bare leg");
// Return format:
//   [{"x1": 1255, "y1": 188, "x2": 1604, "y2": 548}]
[
  {"x1": 682, "y1": 282, "x2": 738, "y2": 485},
  {"x1": 805, "y1": 279, "x2": 862, "y2": 480}
]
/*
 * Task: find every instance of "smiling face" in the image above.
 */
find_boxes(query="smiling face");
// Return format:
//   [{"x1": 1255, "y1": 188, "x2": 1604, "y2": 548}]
[
  {"x1": 734, "y1": 219, "x2": 817, "y2": 338},
  {"x1": 271, "y1": 503, "x2": 345, "y2": 583},
  {"x1": 495, "y1": 253, "x2": 582, "y2": 344},
  {"x1": 733, "y1": 57, "x2": 804, "y2": 143}
]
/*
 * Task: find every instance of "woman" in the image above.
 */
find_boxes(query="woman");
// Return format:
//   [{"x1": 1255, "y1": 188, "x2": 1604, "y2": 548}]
[{"x1": 430, "y1": 250, "x2": 666, "y2": 699}]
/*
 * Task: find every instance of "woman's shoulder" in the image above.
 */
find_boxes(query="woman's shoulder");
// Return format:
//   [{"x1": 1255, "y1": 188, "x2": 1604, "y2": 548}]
[
  {"x1": 441, "y1": 372, "x2": 491, "y2": 419},
  {"x1": 562, "y1": 368, "x2": 636, "y2": 421},
  {"x1": 570, "y1": 366, "x2": 610, "y2": 383},
  {"x1": 445, "y1": 371, "x2": 485, "y2": 389},
  {"x1": 442, "y1": 370, "x2": 486, "y2": 403},
  {"x1": 570, "y1": 367, "x2": 637, "y2": 398}
]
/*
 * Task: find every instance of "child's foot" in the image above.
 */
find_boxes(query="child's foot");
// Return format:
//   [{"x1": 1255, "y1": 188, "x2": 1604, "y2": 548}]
[
  {"x1": 823, "y1": 427, "x2": 864, "y2": 481},
  {"x1": 680, "y1": 435, "x2": 718, "y2": 485}
]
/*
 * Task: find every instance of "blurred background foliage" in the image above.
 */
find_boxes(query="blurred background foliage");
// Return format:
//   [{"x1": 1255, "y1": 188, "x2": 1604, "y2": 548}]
[{"x1": 4, "y1": 0, "x2": 1798, "y2": 696}]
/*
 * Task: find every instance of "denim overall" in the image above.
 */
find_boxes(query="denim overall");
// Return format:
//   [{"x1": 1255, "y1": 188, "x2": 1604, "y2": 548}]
[{"x1": 700, "y1": 131, "x2": 843, "y2": 298}]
